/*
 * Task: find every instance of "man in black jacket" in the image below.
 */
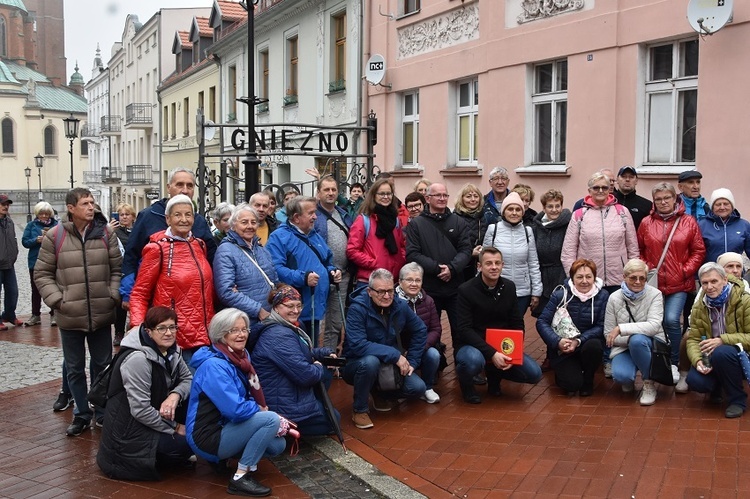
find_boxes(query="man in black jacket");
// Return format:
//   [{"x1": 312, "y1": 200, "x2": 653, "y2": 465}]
[
  {"x1": 454, "y1": 247, "x2": 542, "y2": 404},
  {"x1": 614, "y1": 166, "x2": 652, "y2": 229},
  {"x1": 405, "y1": 183, "x2": 471, "y2": 345}
]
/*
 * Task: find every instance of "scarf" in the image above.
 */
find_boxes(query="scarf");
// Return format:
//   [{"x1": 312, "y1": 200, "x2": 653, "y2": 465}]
[
  {"x1": 395, "y1": 285, "x2": 421, "y2": 304},
  {"x1": 39, "y1": 217, "x2": 53, "y2": 226},
  {"x1": 213, "y1": 341, "x2": 266, "y2": 407},
  {"x1": 262, "y1": 310, "x2": 313, "y2": 350},
  {"x1": 569, "y1": 278, "x2": 602, "y2": 303},
  {"x1": 706, "y1": 283, "x2": 731, "y2": 308},
  {"x1": 620, "y1": 281, "x2": 646, "y2": 302},
  {"x1": 373, "y1": 204, "x2": 398, "y2": 255}
]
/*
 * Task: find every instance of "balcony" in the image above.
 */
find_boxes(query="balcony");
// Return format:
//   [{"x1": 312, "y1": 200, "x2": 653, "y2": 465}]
[
  {"x1": 125, "y1": 103, "x2": 153, "y2": 129},
  {"x1": 83, "y1": 170, "x2": 104, "y2": 184},
  {"x1": 121, "y1": 165, "x2": 158, "y2": 186},
  {"x1": 81, "y1": 124, "x2": 99, "y2": 138},
  {"x1": 100, "y1": 116, "x2": 122, "y2": 135},
  {"x1": 102, "y1": 167, "x2": 121, "y2": 183}
]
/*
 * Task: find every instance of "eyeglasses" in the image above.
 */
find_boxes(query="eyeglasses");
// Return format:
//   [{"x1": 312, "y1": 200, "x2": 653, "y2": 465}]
[
  {"x1": 406, "y1": 203, "x2": 423, "y2": 211},
  {"x1": 376, "y1": 192, "x2": 393, "y2": 198},
  {"x1": 369, "y1": 287, "x2": 395, "y2": 297},
  {"x1": 428, "y1": 194, "x2": 449, "y2": 199},
  {"x1": 589, "y1": 186, "x2": 609, "y2": 192},
  {"x1": 225, "y1": 327, "x2": 250, "y2": 336},
  {"x1": 279, "y1": 302, "x2": 303, "y2": 312},
  {"x1": 653, "y1": 196, "x2": 674, "y2": 204},
  {"x1": 401, "y1": 278, "x2": 422, "y2": 284},
  {"x1": 626, "y1": 275, "x2": 647, "y2": 283},
  {"x1": 490, "y1": 177, "x2": 509, "y2": 183},
  {"x1": 151, "y1": 324, "x2": 179, "y2": 334}
]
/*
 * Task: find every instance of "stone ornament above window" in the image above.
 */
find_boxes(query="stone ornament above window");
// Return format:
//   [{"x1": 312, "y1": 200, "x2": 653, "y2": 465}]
[
  {"x1": 517, "y1": 0, "x2": 585, "y2": 24},
  {"x1": 397, "y1": 3, "x2": 479, "y2": 60}
]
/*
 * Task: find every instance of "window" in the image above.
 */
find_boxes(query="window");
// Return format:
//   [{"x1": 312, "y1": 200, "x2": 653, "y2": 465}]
[
  {"x1": 198, "y1": 91, "x2": 205, "y2": 114},
  {"x1": 228, "y1": 65, "x2": 237, "y2": 120},
  {"x1": 286, "y1": 35, "x2": 298, "y2": 105},
  {"x1": 208, "y1": 86, "x2": 216, "y2": 122},
  {"x1": 456, "y1": 79, "x2": 478, "y2": 165},
  {"x1": 258, "y1": 49, "x2": 269, "y2": 112},
  {"x1": 402, "y1": 0, "x2": 420, "y2": 16},
  {"x1": 0, "y1": 16, "x2": 6, "y2": 57},
  {"x1": 402, "y1": 91, "x2": 419, "y2": 167},
  {"x1": 532, "y1": 59, "x2": 567, "y2": 163},
  {"x1": 183, "y1": 97, "x2": 190, "y2": 136},
  {"x1": 330, "y1": 13, "x2": 346, "y2": 92},
  {"x1": 80, "y1": 140, "x2": 88, "y2": 157},
  {"x1": 1, "y1": 117, "x2": 13, "y2": 154},
  {"x1": 170, "y1": 102, "x2": 177, "y2": 138},
  {"x1": 645, "y1": 39, "x2": 698, "y2": 164},
  {"x1": 44, "y1": 126, "x2": 56, "y2": 155},
  {"x1": 193, "y1": 40, "x2": 200, "y2": 65},
  {"x1": 163, "y1": 105, "x2": 169, "y2": 138}
]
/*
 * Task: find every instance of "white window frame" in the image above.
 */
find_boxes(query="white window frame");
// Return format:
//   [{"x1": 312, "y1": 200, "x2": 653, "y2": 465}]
[
  {"x1": 400, "y1": 0, "x2": 421, "y2": 17},
  {"x1": 401, "y1": 91, "x2": 419, "y2": 168},
  {"x1": 285, "y1": 30, "x2": 299, "y2": 106},
  {"x1": 531, "y1": 59, "x2": 567, "y2": 165},
  {"x1": 456, "y1": 78, "x2": 479, "y2": 166}
]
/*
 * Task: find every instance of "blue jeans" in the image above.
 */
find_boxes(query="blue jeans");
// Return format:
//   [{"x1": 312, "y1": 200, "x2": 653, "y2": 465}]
[
  {"x1": 663, "y1": 292, "x2": 687, "y2": 365},
  {"x1": 59, "y1": 327, "x2": 113, "y2": 421},
  {"x1": 420, "y1": 347, "x2": 440, "y2": 390},
  {"x1": 611, "y1": 334, "x2": 653, "y2": 384},
  {"x1": 454, "y1": 345, "x2": 542, "y2": 386},
  {"x1": 686, "y1": 345, "x2": 747, "y2": 409},
  {"x1": 342, "y1": 355, "x2": 426, "y2": 413},
  {"x1": 516, "y1": 295, "x2": 531, "y2": 318},
  {"x1": 0, "y1": 268, "x2": 19, "y2": 323},
  {"x1": 217, "y1": 411, "x2": 287, "y2": 467}
]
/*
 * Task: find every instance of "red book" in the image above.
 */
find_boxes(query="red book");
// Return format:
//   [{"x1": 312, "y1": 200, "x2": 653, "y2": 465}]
[{"x1": 486, "y1": 329, "x2": 524, "y2": 365}]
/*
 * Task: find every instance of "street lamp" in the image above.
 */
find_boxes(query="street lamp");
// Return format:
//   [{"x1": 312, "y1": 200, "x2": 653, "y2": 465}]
[
  {"x1": 63, "y1": 113, "x2": 80, "y2": 189},
  {"x1": 24, "y1": 166, "x2": 32, "y2": 222},
  {"x1": 239, "y1": 0, "x2": 261, "y2": 201},
  {"x1": 35, "y1": 153, "x2": 44, "y2": 201}
]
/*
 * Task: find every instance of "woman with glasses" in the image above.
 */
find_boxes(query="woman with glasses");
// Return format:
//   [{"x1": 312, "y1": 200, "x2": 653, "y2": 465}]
[
  {"x1": 249, "y1": 284, "x2": 340, "y2": 436},
  {"x1": 604, "y1": 259, "x2": 666, "y2": 406},
  {"x1": 404, "y1": 191, "x2": 426, "y2": 221},
  {"x1": 454, "y1": 183, "x2": 488, "y2": 282},
  {"x1": 346, "y1": 178, "x2": 406, "y2": 288},
  {"x1": 187, "y1": 308, "x2": 288, "y2": 497},
  {"x1": 97, "y1": 307, "x2": 194, "y2": 480}
]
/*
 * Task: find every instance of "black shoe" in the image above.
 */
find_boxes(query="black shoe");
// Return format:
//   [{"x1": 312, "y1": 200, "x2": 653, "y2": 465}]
[
  {"x1": 66, "y1": 417, "x2": 90, "y2": 437},
  {"x1": 53, "y1": 392, "x2": 74, "y2": 412},
  {"x1": 472, "y1": 374, "x2": 487, "y2": 385},
  {"x1": 227, "y1": 473, "x2": 271, "y2": 497},
  {"x1": 460, "y1": 382, "x2": 481, "y2": 404},
  {"x1": 725, "y1": 404, "x2": 745, "y2": 419}
]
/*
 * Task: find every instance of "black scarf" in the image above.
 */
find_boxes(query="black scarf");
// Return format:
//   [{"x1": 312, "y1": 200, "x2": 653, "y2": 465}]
[{"x1": 373, "y1": 204, "x2": 398, "y2": 255}]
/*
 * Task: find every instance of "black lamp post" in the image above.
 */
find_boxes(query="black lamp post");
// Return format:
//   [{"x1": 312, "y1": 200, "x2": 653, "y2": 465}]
[
  {"x1": 35, "y1": 153, "x2": 44, "y2": 201},
  {"x1": 63, "y1": 113, "x2": 80, "y2": 189},
  {"x1": 24, "y1": 166, "x2": 32, "y2": 222},
  {"x1": 240, "y1": 0, "x2": 260, "y2": 201}
]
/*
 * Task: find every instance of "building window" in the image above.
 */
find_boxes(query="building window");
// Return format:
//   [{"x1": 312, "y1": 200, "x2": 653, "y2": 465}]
[
  {"x1": 198, "y1": 91, "x2": 205, "y2": 114},
  {"x1": 258, "y1": 48, "x2": 269, "y2": 112},
  {"x1": 402, "y1": 91, "x2": 419, "y2": 167},
  {"x1": 402, "y1": 0, "x2": 420, "y2": 16},
  {"x1": 44, "y1": 126, "x2": 56, "y2": 155},
  {"x1": 170, "y1": 102, "x2": 177, "y2": 138},
  {"x1": 228, "y1": 65, "x2": 237, "y2": 120},
  {"x1": 208, "y1": 86, "x2": 216, "y2": 122},
  {"x1": 330, "y1": 12, "x2": 346, "y2": 93},
  {"x1": 183, "y1": 97, "x2": 190, "y2": 136},
  {"x1": 456, "y1": 78, "x2": 478, "y2": 165},
  {"x1": 1, "y1": 117, "x2": 13, "y2": 154},
  {"x1": 163, "y1": 105, "x2": 169, "y2": 138},
  {"x1": 193, "y1": 40, "x2": 200, "y2": 65},
  {"x1": 285, "y1": 35, "x2": 298, "y2": 105},
  {"x1": 80, "y1": 140, "x2": 88, "y2": 157},
  {"x1": 0, "y1": 16, "x2": 6, "y2": 57},
  {"x1": 532, "y1": 59, "x2": 567, "y2": 164},
  {"x1": 645, "y1": 39, "x2": 698, "y2": 164}
]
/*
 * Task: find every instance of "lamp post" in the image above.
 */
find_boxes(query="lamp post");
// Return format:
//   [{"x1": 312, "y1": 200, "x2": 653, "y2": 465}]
[
  {"x1": 240, "y1": 0, "x2": 261, "y2": 201},
  {"x1": 63, "y1": 113, "x2": 80, "y2": 189},
  {"x1": 24, "y1": 166, "x2": 32, "y2": 222},
  {"x1": 35, "y1": 153, "x2": 43, "y2": 201}
]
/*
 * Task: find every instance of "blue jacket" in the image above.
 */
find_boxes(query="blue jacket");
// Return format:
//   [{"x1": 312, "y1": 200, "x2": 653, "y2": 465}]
[
  {"x1": 22, "y1": 218, "x2": 58, "y2": 269},
  {"x1": 536, "y1": 281, "x2": 609, "y2": 365},
  {"x1": 314, "y1": 203, "x2": 353, "y2": 241},
  {"x1": 213, "y1": 231, "x2": 277, "y2": 324},
  {"x1": 186, "y1": 346, "x2": 265, "y2": 463},
  {"x1": 120, "y1": 198, "x2": 217, "y2": 302},
  {"x1": 483, "y1": 190, "x2": 509, "y2": 226},
  {"x1": 266, "y1": 222, "x2": 336, "y2": 321},
  {"x1": 248, "y1": 321, "x2": 332, "y2": 423},
  {"x1": 699, "y1": 209, "x2": 750, "y2": 264},
  {"x1": 343, "y1": 286, "x2": 427, "y2": 368}
]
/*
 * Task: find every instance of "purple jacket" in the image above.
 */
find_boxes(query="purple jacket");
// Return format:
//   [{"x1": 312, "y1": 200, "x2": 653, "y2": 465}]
[{"x1": 398, "y1": 289, "x2": 442, "y2": 349}]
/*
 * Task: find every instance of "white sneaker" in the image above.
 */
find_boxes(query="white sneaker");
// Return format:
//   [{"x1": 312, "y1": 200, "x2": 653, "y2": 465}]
[
  {"x1": 671, "y1": 365, "x2": 680, "y2": 384},
  {"x1": 640, "y1": 380, "x2": 657, "y2": 406},
  {"x1": 675, "y1": 372, "x2": 689, "y2": 393},
  {"x1": 603, "y1": 363, "x2": 613, "y2": 379},
  {"x1": 421, "y1": 389, "x2": 440, "y2": 404},
  {"x1": 622, "y1": 382, "x2": 635, "y2": 393}
]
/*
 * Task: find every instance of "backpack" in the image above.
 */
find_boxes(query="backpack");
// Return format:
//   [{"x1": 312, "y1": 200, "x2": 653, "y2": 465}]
[
  {"x1": 52, "y1": 224, "x2": 111, "y2": 259},
  {"x1": 360, "y1": 213, "x2": 400, "y2": 236},
  {"x1": 573, "y1": 203, "x2": 628, "y2": 238},
  {"x1": 87, "y1": 348, "x2": 136, "y2": 408}
]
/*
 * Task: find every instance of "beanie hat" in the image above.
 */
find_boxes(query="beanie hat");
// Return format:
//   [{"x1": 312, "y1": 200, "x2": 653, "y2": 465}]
[
  {"x1": 501, "y1": 191, "x2": 525, "y2": 215},
  {"x1": 709, "y1": 188, "x2": 735, "y2": 210},
  {"x1": 717, "y1": 252, "x2": 743, "y2": 269}
]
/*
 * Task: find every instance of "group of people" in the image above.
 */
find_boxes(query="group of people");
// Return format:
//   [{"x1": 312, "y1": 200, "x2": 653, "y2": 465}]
[{"x1": 3, "y1": 161, "x2": 750, "y2": 495}]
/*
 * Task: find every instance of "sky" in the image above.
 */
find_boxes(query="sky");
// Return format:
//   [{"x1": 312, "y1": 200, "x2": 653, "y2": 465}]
[{"x1": 64, "y1": 0, "x2": 213, "y2": 82}]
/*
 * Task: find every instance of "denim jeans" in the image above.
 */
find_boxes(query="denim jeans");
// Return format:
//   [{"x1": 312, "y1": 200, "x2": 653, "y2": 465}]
[
  {"x1": 611, "y1": 334, "x2": 653, "y2": 384},
  {"x1": 516, "y1": 295, "x2": 531, "y2": 318},
  {"x1": 61, "y1": 361, "x2": 70, "y2": 395},
  {"x1": 420, "y1": 347, "x2": 440, "y2": 390},
  {"x1": 454, "y1": 345, "x2": 542, "y2": 386},
  {"x1": 217, "y1": 411, "x2": 286, "y2": 467},
  {"x1": 430, "y1": 293, "x2": 460, "y2": 345},
  {"x1": 342, "y1": 355, "x2": 426, "y2": 413},
  {"x1": 663, "y1": 292, "x2": 687, "y2": 365},
  {"x1": 686, "y1": 344, "x2": 747, "y2": 408},
  {"x1": 0, "y1": 268, "x2": 19, "y2": 323},
  {"x1": 59, "y1": 327, "x2": 113, "y2": 421}
]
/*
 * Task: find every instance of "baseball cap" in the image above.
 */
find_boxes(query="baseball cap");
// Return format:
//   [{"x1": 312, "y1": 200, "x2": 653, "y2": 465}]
[
  {"x1": 677, "y1": 170, "x2": 702, "y2": 183},
  {"x1": 617, "y1": 166, "x2": 637, "y2": 177},
  {"x1": 0, "y1": 194, "x2": 13, "y2": 205}
]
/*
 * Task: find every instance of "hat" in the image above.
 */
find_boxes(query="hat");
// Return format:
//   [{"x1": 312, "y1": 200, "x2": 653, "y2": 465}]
[
  {"x1": 717, "y1": 252, "x2": 744, "y2": 269},
  {"x1": 0, "y1": 194, "x2": 12, "y2": 205},
  {"x1": 501, "y1": 191, "x2": 525, "y2": 215},
  {"x1": 677, "y1": 170, "x2": 702, "y2": 182},
  {"x1": 709, "y1": 188, "x2": 735, "y2": 209},
  {"x1": 617, "y1": 166, "x2": 637, "y2": 177},
  {"x1": 270, "y1": 284, "x2": 301, "y2": 308}
]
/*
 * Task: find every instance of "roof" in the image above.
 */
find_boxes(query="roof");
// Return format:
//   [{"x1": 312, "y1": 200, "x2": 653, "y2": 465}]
[
  {"x1": 193, "y1": 17, "x2": 212, "y2": 38},
  {"x1": 0, "y1": 60, "x2": 20, "y2": 84},
  {"x1": 1, "y1": 61, "x2": 86, "y2": 113},
  {"x1": 0, "y1": 0, "x2": 27, "y2": 13},
  {"x1": 172, "y1": 30, "x2": 191, "y2": 54},
  {"x1": 159, "y1": 55, "x2": 216, "y2": 91},
  {"x1": 210, "y1": 0, "x2": 246, "y2": 27}
]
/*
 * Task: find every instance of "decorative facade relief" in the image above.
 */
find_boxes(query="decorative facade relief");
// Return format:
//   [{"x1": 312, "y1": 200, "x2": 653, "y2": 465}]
[
  {"x1": 517, "y1": 0, "x2": 585, "y2": 24},
  {"x1": 316, "y1": 3, "x2": 325, "y2": 58},
  {"x1": 327, "y1": 92, "x2": 347, "y2": 120},
  {"x1": 397, "y1": 3, "x2": 479, "y2": 60}
]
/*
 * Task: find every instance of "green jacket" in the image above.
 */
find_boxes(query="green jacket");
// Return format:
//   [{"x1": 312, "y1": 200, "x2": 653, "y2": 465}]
[{"x1": 686, "y1": 275, "x2": 750, "y2": 366}]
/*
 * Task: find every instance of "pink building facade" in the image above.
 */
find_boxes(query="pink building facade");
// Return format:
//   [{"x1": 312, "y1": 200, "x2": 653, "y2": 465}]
[{"x1": 366, "y1": 0, "x2": 750, "y2": 214}]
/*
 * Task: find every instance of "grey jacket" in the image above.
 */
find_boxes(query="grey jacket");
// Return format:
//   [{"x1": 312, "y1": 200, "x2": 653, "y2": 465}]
[
  {"x1": 0, "y1": 216, "x2": 18, "y2": 269},
  {"x1": 604, "y1": 285, "x2": 666, "y2": 359}
]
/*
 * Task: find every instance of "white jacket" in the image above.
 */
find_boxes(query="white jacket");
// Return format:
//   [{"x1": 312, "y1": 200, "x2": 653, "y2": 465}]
[
  {"x1": 604, "y1": 284, "x2": 666, "y2": 359},
  {"x1": 483, "y1": 221, "x2": 542, "y2": 297}
]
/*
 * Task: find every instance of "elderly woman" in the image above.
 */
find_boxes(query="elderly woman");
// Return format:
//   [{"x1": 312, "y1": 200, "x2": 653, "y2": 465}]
[
  {"x1": 483, "y1": 191, "x2": 542, "y2": 315},
  {"x1": 130, "y1": 195, "x2": 214, "y2": 366},
  {"x1": 698, "y1": 188, "x2": 750, "y2": 264},
  {"x1": 210, "y1": 202, "x2": 235, "y2": 246},
  {"x1": 213, "y1": 204, "x2": 278, "y2": 326},
  {"x1": 454, "y1": 183, "x2": 488, "y2": 282},
  {"x1": 22, "y1": 201, "x2": 58, "y2": 326},
  {"x1": 604, "y1": 259, "x2": 666, "y2": 406},
  {"x1": 112, "y1": 203, "x2": 137, "y2": 346},
  {"x1": 537, "y1": 259, "x2": 608, "y2": 396},
  {"x1": 414, "y1": 178, "x2": 431, "y2": 196},
  {"x1": 404, "y1": 192, "x2": 426, "y2": 221},
  {"x1": 638, "y1": 182, "x2": 705, "y2": 380},
  {"x1": 396, "y1": 262, "x2": 442, "y2": 403},
  {"x1": 346, "y1": 178, "x2": 406, "y2": 286},
  {"x1": 97, "y1": 307, "x2": 193, "y2": 480},
  {"x1": 187, "y1": 308, "x2": 286, "y2": 497},
  {"x1": 249, "y1": 284, "x2": 340, "y2": 436}
]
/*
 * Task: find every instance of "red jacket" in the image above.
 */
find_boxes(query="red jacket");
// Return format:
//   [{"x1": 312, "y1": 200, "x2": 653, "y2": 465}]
[
  {"x1": 637, "y1": 200, "x2": 706, "y2": 295},
  {"x1": 130, "y1": 230, "x2": 214, "y2": 350},
  {"x1": 346, "y1": 214, "x2": 406, "y2": 283}
]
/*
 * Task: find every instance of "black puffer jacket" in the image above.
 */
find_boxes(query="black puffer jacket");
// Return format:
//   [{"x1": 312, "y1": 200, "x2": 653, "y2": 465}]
[{"x1": 531, "y1": 209, "x2": 572, "y2": 299}]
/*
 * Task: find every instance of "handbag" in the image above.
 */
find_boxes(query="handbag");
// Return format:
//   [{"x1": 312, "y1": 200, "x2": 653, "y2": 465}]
[
  {"x1": 277, "y1": 416, "x2": 300, "y2": 456},
  {"x1": 624, "y1": 302, "x2": 674, "y2": 386},
  {"x1": 551, "y1": 285, "x2": 581, "y2": 339},
  {"x1": 647, "y1": 216, "x2": 681, "y2": 289},
  {"x1": 375, "y1": 363, "x2": 404, "y2": 391}
]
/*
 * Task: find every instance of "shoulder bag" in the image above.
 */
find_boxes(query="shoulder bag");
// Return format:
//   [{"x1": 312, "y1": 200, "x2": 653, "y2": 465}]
[
  {"x1": 551, "y1": 285, "x2": 581, "y2": 339},
  {"x1": 647, "y1": 216, "x2": 681, "y2": 289}
]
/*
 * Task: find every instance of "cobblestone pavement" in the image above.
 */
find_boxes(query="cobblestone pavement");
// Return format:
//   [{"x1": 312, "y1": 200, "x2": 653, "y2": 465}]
[{"x1": 0, "y1": 342, "x2": 64, "y2": 392}]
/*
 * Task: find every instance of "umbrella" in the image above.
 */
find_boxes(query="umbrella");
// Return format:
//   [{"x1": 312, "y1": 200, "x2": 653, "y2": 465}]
[
  {"x1": 735, "y1": 344, "x2": 750, "y2": 383},
  {"x1": 316, "y1": 380, "x2": 346, "y2": 452}
]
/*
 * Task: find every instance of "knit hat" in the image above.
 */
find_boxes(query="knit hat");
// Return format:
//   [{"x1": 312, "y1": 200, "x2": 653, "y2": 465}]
[
  {"x1": 709, "y1": 188, "x2": 735, "y2": 210},
  {"x1": 717, "y1": 252, "x2": 743, "y2": 269},
  {"x1": 501, "y1": 192, "x2": 525, "y2": 215}
]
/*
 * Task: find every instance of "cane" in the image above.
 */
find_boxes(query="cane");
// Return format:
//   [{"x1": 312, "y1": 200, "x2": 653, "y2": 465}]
[
  {"x1": 335, "y1": 281, "x2": 347, "y2": 355},
  {"x1": 309, "y1": 285, "x2": 316, "y2": 347}
]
